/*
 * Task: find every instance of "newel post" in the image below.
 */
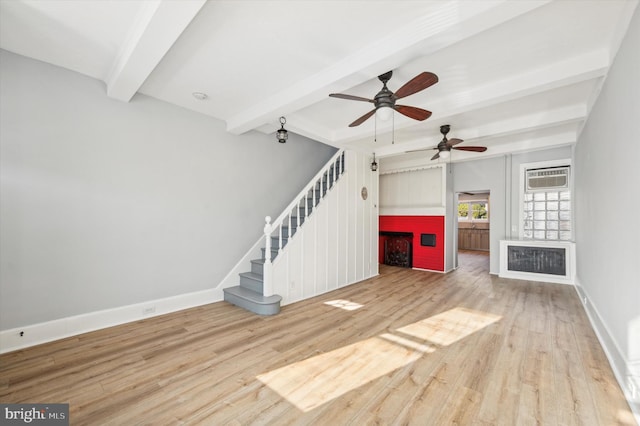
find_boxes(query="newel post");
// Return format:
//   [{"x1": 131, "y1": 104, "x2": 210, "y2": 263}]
[{"x1": 263, "y1": 216, "x2": 273, "y2": 297}]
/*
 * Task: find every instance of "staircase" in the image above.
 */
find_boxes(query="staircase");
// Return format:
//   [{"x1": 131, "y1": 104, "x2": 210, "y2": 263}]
[{"x1": 223, "y1": 151, "x2": 345, "y2": 315}]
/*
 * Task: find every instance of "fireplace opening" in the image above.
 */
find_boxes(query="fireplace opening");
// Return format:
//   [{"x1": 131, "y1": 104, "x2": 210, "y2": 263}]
[{"x1": 380, "y1": 231, "x2": 413, "y2": 268}]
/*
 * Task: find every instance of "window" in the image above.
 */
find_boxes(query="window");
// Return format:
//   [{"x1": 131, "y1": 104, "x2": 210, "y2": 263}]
[
  {"x1": 522, "y1": 164, "x2": 571, "y2": 241},
  {"x1": 458, "y1": 201, "x2": 489, "y2": 221}
]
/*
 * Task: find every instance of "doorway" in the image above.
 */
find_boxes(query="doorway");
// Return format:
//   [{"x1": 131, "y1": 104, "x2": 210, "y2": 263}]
[{"x1": 455, "y1": 191, "x2": 490, "y2": 268}]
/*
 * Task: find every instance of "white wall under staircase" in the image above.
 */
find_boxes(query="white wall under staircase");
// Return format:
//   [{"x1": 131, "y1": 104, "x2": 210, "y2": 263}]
[{"x1": 271, "y1": 150, "x2": 379, "y2": 305}]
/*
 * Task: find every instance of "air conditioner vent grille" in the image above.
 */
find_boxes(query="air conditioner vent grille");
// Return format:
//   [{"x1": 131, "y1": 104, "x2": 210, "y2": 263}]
[{"x1": 526, "y1": 166, "x2": 569, "y2": 191}]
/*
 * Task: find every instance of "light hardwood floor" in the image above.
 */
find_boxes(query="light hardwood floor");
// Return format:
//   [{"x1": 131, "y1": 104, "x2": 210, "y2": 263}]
[{"x1": 1, "y1": 251, "x2": 636, "y2": 425}]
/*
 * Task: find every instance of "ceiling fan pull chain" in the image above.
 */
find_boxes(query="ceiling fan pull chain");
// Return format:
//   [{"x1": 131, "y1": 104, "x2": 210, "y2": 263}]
[
  {"x1": 392, "y1": 112, "x2": 395, "y2": 144},
  {"x1": 374, "y1": 114, "x2": 377, "y2": 143}
]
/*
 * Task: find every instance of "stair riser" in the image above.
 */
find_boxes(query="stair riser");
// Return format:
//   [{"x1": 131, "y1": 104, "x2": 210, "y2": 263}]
[
  {"x1": 251, "y1": 262, "x2": 264, "y2": 275},
  {"x1": 240, "y1": 275, "x2": 263, "y2": 293},
  {"x1": 261, "y1": 248, "x2": 280, "y2": 261},
  {"x1": 279, "y1": 227, "x2": 297, "y2": 239},
  {"x1": 270, "y1": 237, "x2": 288, "y2": 249},
  {"x1": 289, "y1": 216, "x2": 305, "y2": 227},
  {"x1": 223, "y1": 289, "x2": 281, "y2": 316}
]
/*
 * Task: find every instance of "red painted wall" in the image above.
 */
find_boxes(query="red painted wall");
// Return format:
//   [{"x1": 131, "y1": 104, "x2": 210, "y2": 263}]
[{"x1": 379, "y1": 216, "x2": 445, "y2": 271}]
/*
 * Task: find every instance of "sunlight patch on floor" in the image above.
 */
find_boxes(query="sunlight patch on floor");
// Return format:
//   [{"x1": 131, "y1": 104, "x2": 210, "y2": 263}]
[
  {"x1": 616, "y1": 408, "x2": 638, "y2": 425},
  {"x1": 324, "y1": 299, "x2": 363, "y2": 311},
  {"x1": 378, "y1": 332, "x2": 436, "y2": 354},
  {"x1": 257, "y1": 306, "x2": 501, "y2": 412},
  {"x1": 258, "y1": 335, "x2": 424, "y2": 411},
  {"x1": 396, "y1": 307, "x2": 501, "y2": 346}
]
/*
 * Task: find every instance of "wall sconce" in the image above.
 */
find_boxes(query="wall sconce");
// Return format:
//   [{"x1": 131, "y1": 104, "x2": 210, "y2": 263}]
[
  {"x1": 371, "y1": 153, "x2": 378, "y2": 171},
  {"x1": 276, "y1": 116, "x2": 288, "y2": 143}
]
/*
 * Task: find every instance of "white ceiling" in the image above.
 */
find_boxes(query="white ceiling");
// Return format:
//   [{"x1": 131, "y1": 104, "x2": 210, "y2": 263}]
[{"x1": 1, "y1": 0, "x2": 637, "y2": 162}]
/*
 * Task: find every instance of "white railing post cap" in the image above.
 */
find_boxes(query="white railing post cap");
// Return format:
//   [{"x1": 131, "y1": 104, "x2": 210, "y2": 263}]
[{"x1": 264, "y1": 216, "x2": 272, "y2": 234}]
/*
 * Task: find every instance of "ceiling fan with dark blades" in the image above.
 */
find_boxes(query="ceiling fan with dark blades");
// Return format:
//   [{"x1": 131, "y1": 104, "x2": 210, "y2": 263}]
[
  {"x1": 329, "y1": 70, "x2": 438, "y2": 127},
  {"x1": 407, "y1": 125, "x2": 487, "y2": 160}
]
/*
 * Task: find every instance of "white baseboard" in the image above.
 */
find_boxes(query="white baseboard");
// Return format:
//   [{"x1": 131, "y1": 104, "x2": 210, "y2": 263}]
[
  {"x1": 574, "y1": 278, "x2": 640, "y2": 423},
  {"x1": 412, "y1": 267, "x2": 446, "y2": 274},
  {"x1": 0, "y1": 288, "x2": 224, "y2": 354}
]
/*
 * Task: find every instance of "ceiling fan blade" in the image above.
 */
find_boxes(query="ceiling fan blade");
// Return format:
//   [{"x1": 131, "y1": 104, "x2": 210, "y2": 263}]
[
  {"x1": 431, "y1": 151, "x2": 441, "y2": 160},
  {"x1": 453, "y1": 146, "x2": 487, "y2": 152},
  {"x1": 405, "y1": 147, "x2": 438, "y2": 153},
  {"x1": 394, "y1": 72, "x2": 439, "y2": 99},
  {"x1": 329, "y1": 93, "x2": 374, "y2": 103},
  {"x1": 348, "y1": 109, "x2": 376, "y2": 127},
  {"x1": 447, "y1": 138, "x2": 464, "y2": 147},
  {"x1": 394, "y1": 105, "x2": 432, "y2": 121}
]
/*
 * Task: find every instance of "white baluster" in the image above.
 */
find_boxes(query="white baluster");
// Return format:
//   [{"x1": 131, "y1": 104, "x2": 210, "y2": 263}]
[
  {"x1": 278, "y1": 224, "x2": 283, "y2": 254},
  {"x1": 263, "y1": 216, "x2": 273, "y2": 297}
]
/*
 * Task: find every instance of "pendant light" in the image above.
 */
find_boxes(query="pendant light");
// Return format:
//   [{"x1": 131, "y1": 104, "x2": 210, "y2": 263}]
[{"x1": 276, "y1": 116, "x2": 288, "y2": 143}]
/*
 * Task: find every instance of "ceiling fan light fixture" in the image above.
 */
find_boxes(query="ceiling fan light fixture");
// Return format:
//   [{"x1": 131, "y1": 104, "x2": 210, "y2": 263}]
[
  {"x1": 439, "y1": 150, "x2": 450, "y2": 159},
  {"x1": 375, "y1": 106, "x2": 393, "y2": 121},
  {"x1": 276, "y1": 116, "x2": 288, "y2": 143}
]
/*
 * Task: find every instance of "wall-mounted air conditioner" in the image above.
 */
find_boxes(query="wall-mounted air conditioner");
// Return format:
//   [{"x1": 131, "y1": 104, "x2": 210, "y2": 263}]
[{"x1": 526, "y1": 166, "x2": 570, "y2": 191}]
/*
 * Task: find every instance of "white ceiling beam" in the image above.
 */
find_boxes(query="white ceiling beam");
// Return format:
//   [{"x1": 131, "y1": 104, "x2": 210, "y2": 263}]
[
  {"x1": 335, "y1": 49, "x2": 609, "y2": 146},
  {"x1": 105, "y1": 0, "x2": 206, "y2": 102},
  {"x1": 377, "y1": 104, "x2": 587, "y2": 156},
  {"x1": 464, "y1": 130, "x2": 578, "y2": 159},
  {"x1": 225, "y1": 0, "x2": 552, "y2": 135},
  {"x1": 379, "y1": 130, "x2": 578, "y2": 167}
]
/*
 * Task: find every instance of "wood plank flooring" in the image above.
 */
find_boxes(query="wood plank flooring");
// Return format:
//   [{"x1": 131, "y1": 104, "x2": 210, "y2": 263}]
[{"x1": 1, "y1": 251, "x2": 636, "y2": 425}]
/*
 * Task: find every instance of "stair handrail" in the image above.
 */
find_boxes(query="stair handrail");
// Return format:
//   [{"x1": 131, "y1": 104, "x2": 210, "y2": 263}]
[{"x1": 262, "y1": 149, "x2": 345, "y2": 296}]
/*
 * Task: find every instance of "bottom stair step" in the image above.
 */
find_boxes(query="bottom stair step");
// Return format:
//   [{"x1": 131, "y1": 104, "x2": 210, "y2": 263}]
[{"x1": 223, "y1": 286, "x2": 282, "y2": 316}]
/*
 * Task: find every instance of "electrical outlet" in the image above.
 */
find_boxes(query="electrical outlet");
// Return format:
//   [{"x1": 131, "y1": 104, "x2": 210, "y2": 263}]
[{"x1": 143, "y1": 306, "x2": 156, "y2": 315}]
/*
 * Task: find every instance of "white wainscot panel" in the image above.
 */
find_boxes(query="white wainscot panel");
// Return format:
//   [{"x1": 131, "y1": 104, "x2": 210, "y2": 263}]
[{"x1": 315, "y1": 200, "x2": 329, "y2": 295}]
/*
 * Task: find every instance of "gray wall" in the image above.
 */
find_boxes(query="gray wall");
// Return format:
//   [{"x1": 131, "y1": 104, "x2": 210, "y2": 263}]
[
  {"x1": 574, "y1": 2, "x2": 640, "y2": 385},
  {"x1": 0, "y1": 50, "x2": 337, "y2": 330},
  {"x1": 452, "y1": 146, "x2": 572, "y2": 274}
]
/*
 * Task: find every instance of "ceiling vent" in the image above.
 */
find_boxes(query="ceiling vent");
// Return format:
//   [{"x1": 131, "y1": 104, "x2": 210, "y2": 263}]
[{"x1": 526, "y1": 166, "x2": 569, "y2": 191}]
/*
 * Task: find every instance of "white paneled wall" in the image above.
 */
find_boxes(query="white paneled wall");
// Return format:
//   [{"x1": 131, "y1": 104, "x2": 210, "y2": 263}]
[
  {"x1": 272, "y1": 150, "x2": 379, "y2": 305},
  {"x1": 379, "y1": 164, "x2": 446, "y2": 217},
  {"x1": 380, "y1": 167, "x2": 443, "y2": 208}
]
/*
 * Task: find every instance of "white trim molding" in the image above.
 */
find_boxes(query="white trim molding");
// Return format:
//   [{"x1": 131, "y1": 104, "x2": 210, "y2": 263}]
[
  {"x1": 0, "y1": 288, "x2": 222, "y2": 354},
  {"x1": 574, "y1": 279, "x2": 640, "y2": 422}
]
